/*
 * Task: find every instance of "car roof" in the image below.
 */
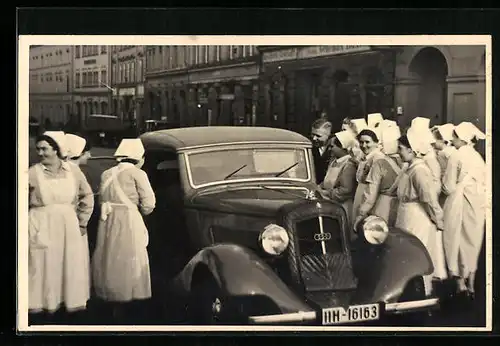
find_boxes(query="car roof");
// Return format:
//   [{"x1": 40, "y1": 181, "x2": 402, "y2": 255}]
[{"x1": 140, "y1": 126, "x2": 312, "y2": 151}]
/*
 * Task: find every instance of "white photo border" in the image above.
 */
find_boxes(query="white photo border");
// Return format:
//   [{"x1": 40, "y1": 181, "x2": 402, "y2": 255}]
[{"x1": 17, "y1": 35, "x2": 493, "y2": 333}]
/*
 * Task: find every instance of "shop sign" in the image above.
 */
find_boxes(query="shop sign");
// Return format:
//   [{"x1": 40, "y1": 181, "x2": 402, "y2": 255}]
[
  {"x1": 262, "y1": 48, "x2": 298, "y2": 63},
  {"x1": 262, "y1": 45, "x2": 372, "y2": 63},
  {"x1": 119, "y1": 88, "x2": 136, "y2": 96},
  {"x1": 137, "y1": 85, "x2": 144, "y2": 96},
  {"x1": 219, "y1": 94, "x2": 235, "y2": 101},
  {"x1": 298, "y1": 45, "x2": 371, "y2": 59}
]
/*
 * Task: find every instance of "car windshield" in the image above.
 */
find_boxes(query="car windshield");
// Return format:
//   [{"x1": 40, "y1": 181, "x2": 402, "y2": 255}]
[{"x1": 187, "y1": 147, "x2": 310, "y2": 187}]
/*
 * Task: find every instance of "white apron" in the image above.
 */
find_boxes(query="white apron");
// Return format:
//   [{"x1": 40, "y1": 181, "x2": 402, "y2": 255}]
[
  {"x1": 29, "y1": 164, "x2": 89, "y2": 312},
  {"x1": 370, "y1": 156, "x2": 402, "y2": 227},
  {"x1": 395, "y1": 165, "x2": 447, "y2": 295},
  {"x1": 67, "y1": 161, "x2": 91, "y2": 300},
  {"x1": 92, "y1": 165, "x2": 151, "y2": 302},
  {"x1": 442, "y1": 174, "x2": 485, "y2": 278},
  {"x1": 352, "y1": 159, "x2": 369, "y2": 228},
  {"x1": 322, "y1": 157, "x2": 354, "y2": 238}
]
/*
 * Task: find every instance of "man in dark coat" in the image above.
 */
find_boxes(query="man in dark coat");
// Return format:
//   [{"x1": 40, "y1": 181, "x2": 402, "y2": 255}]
[{"x1": 310, "y1": 117, "x2": 333, "y2": 184}]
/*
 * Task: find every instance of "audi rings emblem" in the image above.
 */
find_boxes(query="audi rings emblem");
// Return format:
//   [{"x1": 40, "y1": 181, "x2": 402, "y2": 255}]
[{"x1": 314, "y1": 233, "x2": 332, "y2": 241}]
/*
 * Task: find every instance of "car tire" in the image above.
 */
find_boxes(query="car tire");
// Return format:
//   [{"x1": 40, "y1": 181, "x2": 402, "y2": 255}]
[{"x1": 187, "y1": 272, "x2": 227, "y2": 325}]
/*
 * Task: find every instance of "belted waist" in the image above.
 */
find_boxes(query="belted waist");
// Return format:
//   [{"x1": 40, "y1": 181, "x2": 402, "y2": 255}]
[
  {"x1": 31, "y1": 203, "x2": 75, "y2": 210},
  {"x1": 100, "y1": 201, "x2": 137, "y2": 221}
]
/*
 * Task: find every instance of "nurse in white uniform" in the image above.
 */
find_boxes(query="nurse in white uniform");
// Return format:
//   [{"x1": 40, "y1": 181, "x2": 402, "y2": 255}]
[
  {"x1": 92, "y1": 138, "x2": 156, "y2": 322},
  {"x1": 442, "y1": 122, "x2": 486, "y2": 297},
  {"x1": 395, "y1": 128, "x2": 447, "y2": 297}
]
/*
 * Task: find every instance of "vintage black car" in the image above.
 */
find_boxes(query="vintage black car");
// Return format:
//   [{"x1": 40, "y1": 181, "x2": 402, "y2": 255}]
[{"x1": 139, "y1": 126, "x2": 440, "y2": 326}]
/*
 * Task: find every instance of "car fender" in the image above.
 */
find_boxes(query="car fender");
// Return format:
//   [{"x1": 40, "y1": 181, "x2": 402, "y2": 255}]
[
  {"x1": 351, "y1": 227, "x2": 434, "y2": 304},
  {"x1": 171, "y1": 243, "x2": 312, "y2": 314}
]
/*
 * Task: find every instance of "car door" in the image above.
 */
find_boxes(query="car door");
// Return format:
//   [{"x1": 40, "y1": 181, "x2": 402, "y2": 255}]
[{"x1": 143, "y1": 150, "x2": 192, "y2": 280}]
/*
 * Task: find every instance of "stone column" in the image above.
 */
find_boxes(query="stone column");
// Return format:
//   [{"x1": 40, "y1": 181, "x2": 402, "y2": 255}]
[
  {"x1": 251, "y1": 83, "x2": 259, "y2": 126},
  {"x1": 219, "y1": 85, "x2": 232, "y2": 126},
  {"x1": 285, "y1": 72, "x2": 296, "y2": 127},
  {"x1": 208, "y1": 86, "x2": 218, "y2": 126},
  {"x1": 187, "y1": 86, "x2": 197, "y2": 127},
  {"x1": 161, "y1": 87, "x2": 168, "y2": 121},
  {"x1": 233, "y1": 84, "x2": 245, "y2": 126},
  {"x1": 177, "y1": 86, "x2": 188, "y2": 127}
]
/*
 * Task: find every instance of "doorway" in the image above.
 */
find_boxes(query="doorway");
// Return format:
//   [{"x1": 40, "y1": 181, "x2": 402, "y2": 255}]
[
  {"x1": 409, "y1": 47, "x2": 449, "y2": 126},
  {"x1": 294, "y1": 69, "x2": 323, "y2": 136}
]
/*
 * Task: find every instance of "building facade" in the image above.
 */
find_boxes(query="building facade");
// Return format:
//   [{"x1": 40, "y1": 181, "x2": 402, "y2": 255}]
[
  {"x1": 110, "y1": 45, "x2": 146, "y2": 127},
  {"x1": 72, "y1": 45, "x2": 112, "y2": 127},
  {"x1": 259, "y1": 45, "x2": 486, "y2": 138},
  {"x1": 393, "y1": 45, "x2": 486, "y2": 132},
  {"x1": 258, "y1": 45, "x2": 397, "y2": 136},
  {"x1": 145, "y1": 45, "x2": 259, "y2": 128},
  {"x1": 29, "y1": 45, "x2": 74, "y2": 129}
]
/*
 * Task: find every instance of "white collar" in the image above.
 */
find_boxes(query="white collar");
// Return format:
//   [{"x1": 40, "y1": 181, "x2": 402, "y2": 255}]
[
  {"x1": 40, "y1": 160, "x2": 71, "y2": 172},
  {"x1": 336, "y1": 154, "x2": 351, "y2": 164},
  {"x1": 365, "y1": 148, "x2": 382, "y2": 161}
]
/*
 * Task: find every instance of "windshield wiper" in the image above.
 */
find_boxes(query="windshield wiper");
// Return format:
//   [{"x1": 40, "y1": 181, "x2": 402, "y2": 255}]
[
  {"x1": 224, "y1": 164, "x2": 248, "y2": 180},
  {"x1": 259, "y1": 185, "x2": 308, "y2": 199},
  {"x1": 274, "y1": 161, "x2": 299, "y2": 177}
]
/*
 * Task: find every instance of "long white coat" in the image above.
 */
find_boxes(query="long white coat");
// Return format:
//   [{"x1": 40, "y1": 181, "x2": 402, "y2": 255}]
[{"x1": 442, "y1": 145, "x2": 486, "y2": 278}]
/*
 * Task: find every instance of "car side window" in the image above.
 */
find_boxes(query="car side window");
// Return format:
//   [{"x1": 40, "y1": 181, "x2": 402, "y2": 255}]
[{"x1": 145, "y1": 151, "x2": 182, "y2": 208}]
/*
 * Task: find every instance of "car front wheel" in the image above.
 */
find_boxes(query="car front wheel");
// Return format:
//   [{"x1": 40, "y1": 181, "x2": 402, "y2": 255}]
[{"x1": 187, "y1": 274, "x2": 228, "y2": 325}]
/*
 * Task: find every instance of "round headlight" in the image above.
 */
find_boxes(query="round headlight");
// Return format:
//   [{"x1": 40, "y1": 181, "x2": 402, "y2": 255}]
[
  {"x1": 259, "y1": 223, "x2": 290, "y2": 255},
  {"x1": 362, "y1": 215, "x2": 389, "y2": 245}
]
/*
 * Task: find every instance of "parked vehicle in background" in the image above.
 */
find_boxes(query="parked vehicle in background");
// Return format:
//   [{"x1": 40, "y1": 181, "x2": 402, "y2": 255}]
[
  {"x1": 140, "y1": 126, "x2": 440, "y2": 326},
  {"x1": 82, "y1": 114, "x2": 135, "y2": 147},
  {"x1": 144, "y1": 120, "x2": 179, "y2": 134}
]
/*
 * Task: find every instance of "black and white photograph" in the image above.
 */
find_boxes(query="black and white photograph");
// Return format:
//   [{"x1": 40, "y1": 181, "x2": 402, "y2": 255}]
[{"x1": 17, "y1": 36, "x2": 492, "y2": 332}]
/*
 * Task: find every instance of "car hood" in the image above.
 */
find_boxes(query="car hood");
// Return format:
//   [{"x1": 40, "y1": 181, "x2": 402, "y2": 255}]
[{"x1": 190, "y1": 187, "x2": 310, "y2": 217}]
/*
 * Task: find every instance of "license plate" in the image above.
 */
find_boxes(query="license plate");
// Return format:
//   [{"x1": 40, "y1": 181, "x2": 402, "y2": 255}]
[
  {"x1": 99, "y1": 132, "x2": 105, "y2": 138},
  {"x1": 322, "y1": 303, "x2": 380, "y2": 325}
]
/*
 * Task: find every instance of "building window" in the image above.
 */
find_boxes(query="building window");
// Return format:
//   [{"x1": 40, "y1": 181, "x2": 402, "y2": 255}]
[
  {"x1": 101, "y1": 69, "x2": 107, "y2": 85},
  {"x1": 76, "y1": 46, "x2": 80, "y2": 58},
  {"x1": 243, "y1": 45, "x2": 253, "y2": 57},
  {"x1": 231, "y1": 45, "x2": 242, "y2": 59},
  {"x1": 208, "y1": 46, "x2": 217, "y2": 63},
  {"x1": 131, "y1": 61, "x2": 136, "y2": 82},
  {"x1": 188, "y1": 46, "x2": 196, "y2": 66},
  {"x1": 197, "y1": 45, "x2": 206, "y2": 65},
  {"x1": 122, "y1": 63, "x2": 126, "y2": 83},
  {"x1": 93, "y1": 71, "x2": 98, "y2": 86},
  {"x1": 171, "y1": 46, "x2": 178, "y2": 68},
  {"x1": 101, "y1": 45, "x2": 107, "y2": 54},
  {"x1": 146, "y1": 49, "x2": 152, "y2": 71},
  {"x1": 120, "y1": 64, "x2": 124, "y2": 83},
  {"x1": 220, "y1": 46, "x2": 230, "y2": 60},
  {"x1": 138, "y1": 59, "x2": 144, "y2": 82},
  {"x1": 112, "y1": 64, "x2": 117, "y2": 84},
  {"x1": 82, "y1": 72, "x2": 87, "y2": 87}
]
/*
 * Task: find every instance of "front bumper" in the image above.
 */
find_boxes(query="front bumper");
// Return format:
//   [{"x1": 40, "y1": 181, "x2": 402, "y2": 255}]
[{"x1": 248, "y1": 297, "x2": 439, "y2": 325}]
